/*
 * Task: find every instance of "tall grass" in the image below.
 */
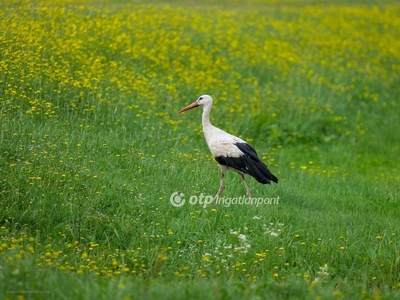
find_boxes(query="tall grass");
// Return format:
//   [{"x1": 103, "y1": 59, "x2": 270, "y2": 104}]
[{"x1": 1, "y1": 0, "x2": 399, "y2": 299}]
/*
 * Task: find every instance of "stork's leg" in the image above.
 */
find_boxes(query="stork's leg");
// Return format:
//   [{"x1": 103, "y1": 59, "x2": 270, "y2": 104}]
[
  {"x1": 240, "y1": 173, "x2": 252, "y2": 203},
  {"x1": 213, "y1": 167, "x2": 226, "y2": 202}
]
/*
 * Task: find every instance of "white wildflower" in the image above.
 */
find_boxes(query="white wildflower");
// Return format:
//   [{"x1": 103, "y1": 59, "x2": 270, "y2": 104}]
[
  {"x1": 238, "y1": 234, "x2": 247, "y2": 241},
  {"x1": 315, "y1": 264, "x2": 329, "y2": 283},
  {"x1": 317, "y1": 264, "x2": 329, "y2": 277}
]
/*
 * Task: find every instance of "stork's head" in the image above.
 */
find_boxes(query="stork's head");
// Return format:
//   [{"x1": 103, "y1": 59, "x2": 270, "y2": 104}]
[{"x1": 178, "y1": 95, "x2": 213, "y2": 113}]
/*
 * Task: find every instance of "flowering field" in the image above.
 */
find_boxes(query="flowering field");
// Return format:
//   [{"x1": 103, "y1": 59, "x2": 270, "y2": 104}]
[{"x1": 1, "y1": 0, "x2": 400, "y2": 298}]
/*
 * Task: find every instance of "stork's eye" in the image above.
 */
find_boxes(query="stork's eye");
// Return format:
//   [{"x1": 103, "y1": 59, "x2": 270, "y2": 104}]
[{"x1": 198, "y1": 97, "x2": 203, "y2": 101}]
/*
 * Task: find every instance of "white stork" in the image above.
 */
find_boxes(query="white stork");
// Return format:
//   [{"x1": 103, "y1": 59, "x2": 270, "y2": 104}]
[{"x1": 178, "y1": 95, "x2": 278, "y2": 201}]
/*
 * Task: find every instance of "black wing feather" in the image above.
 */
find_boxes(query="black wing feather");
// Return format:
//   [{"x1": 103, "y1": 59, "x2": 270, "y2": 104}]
[{"x1": 214, "y1": 142, "x2": 278, "y2": 184}]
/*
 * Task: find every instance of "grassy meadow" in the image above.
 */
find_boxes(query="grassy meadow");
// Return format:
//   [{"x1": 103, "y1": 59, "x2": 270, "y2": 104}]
[{"x1": 1, "y1": 0, "x2": 400, "y2": 298}]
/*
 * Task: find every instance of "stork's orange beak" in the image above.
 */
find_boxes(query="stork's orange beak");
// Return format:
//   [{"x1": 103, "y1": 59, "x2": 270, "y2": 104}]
[{"x1": 178, "y1": 101, "x2": 199, "y2": 113}]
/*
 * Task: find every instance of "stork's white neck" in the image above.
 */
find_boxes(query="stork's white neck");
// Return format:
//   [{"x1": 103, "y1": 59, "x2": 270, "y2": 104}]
[
  {"x1": 202, "y1": 102, "x2": 212, "y2": 127},
  {"x1": 201, "y1": 102, "x2": 216, "y2": 144}
]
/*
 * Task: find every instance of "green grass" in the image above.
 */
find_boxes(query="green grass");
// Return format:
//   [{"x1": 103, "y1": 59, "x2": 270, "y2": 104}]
[{"x1": 1, "y1": 0, "x2": 400, "y2": 299}]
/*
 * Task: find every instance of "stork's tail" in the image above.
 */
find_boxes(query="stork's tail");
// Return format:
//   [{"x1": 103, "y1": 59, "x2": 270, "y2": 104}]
[{"x1": 249, "y1": 160, "x2": 278, "y2": 184}]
